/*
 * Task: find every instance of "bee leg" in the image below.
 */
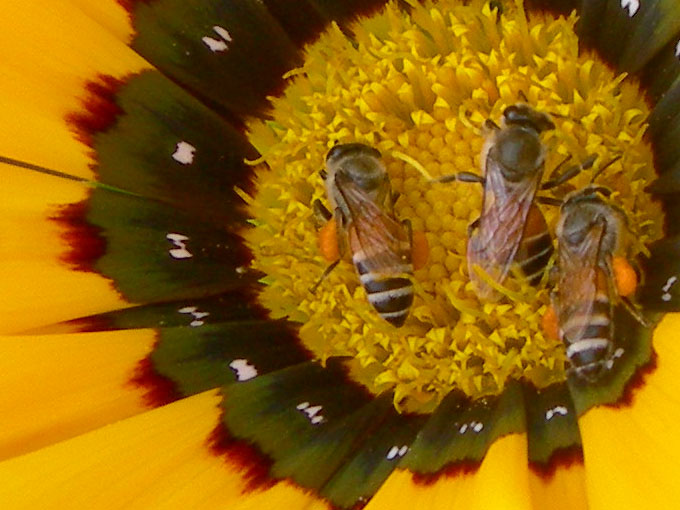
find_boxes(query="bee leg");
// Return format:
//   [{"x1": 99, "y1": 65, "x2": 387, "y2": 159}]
[
  {"x1": 535, "y1": 195, "x2": 563, "y2": 207},
  {"x1": 433, "y1": 172, "x2": 485, "y2": 184},
  {"x1": 319, "y1": 169, "x2": 328, "y2": 181},
  {"x1": 310, "y1": 209, "x2": 347, "y2": 293},
  {"x1": 309, "y1": 259, "x2": 341, "y2": 294},
  {"x1": 541, "y1": 154, "x2": 597, "y2": 190},
  {"x1": 313, "y1": 199, "x2": 333, "y2": 223},
  {"x1": 603, "y1": 257, "x2": 651, "y2": 328}
]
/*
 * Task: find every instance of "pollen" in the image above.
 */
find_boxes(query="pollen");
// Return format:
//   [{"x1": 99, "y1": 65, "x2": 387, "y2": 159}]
[{"x1": 240, "y1": 0, "x2": 662, "y2": 412}]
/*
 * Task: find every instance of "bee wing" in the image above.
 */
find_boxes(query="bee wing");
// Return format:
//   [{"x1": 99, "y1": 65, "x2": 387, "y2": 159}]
[
  {"x1": 335, "y1": 173, "x2": 409, "y2": 273},
  {"x1": 556, "y1": 222, "x2": 606, "y2": 341},
  {"x1": 468, "y1": 158, "x2": 541, "y2": 286}
]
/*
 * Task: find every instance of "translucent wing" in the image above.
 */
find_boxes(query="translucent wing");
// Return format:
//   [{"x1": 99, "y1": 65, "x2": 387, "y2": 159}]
[
  {"x1": 335, "y1": 172, "x2": 410, "y2": 274},
  {"x1": 467, "y1": 154, "x2": 542, "y2": 297},
  {"x1": 556, "y1": 221, "x2": 606, "y2": 343}
]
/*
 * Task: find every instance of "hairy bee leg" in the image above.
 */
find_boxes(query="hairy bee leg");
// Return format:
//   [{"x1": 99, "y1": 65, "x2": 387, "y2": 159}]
[
  {"x1": 310, "y1": 208, "x2": 348, "y2": 293},
  {"x1": 313, "y1": 198, "x2": 333, "y2": 223},
  {"x1": 589, "y1": 155, "x2": 622, "y2": 183},
  {"x1": 541, "y1": 154, "x2": 597, "y2": 190},
  {"x1": 604, "y1": 256, "x2": 651, "y2": 328}
]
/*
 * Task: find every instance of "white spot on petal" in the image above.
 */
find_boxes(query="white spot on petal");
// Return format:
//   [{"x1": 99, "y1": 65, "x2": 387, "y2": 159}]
[
  {"x1": 172, "y1": 141, "x2": 196, "y2": 165},
  {"x1": 202, "y1": 36, "x2": 228, "y2": 52},
  {"x1": 459, "y1": 423, "x2": 468, "y2": 434},
  {"x1": 662, "y1": 276, "x2": 677, "y2": 301},
  {"x1": 473, "y1": 422, "x2": 484, "y2": 433},
  {"x1": 202, "y1": 26, "x2": 232, "y2": 52},
  {"x1": 229, "y1": 359, "x2": 258, "y2": 381},
  {"x1": 296, "y1": 402, "x2": 325, "y2": 425},
  {"x1": 213, "y1": 26, "x2": 232, "y2": 42},
  {"x1": 398, "y1": 445, "x2": 409, "y2": 457},
  {"x1": 386, "y1": 446, "x2": 399, "y2": 460},
  {"x1": 675, "y1": 40, "x2": 680, "y2": 58},
  {"x1": 167, "y1": 233, "x2": 193, "y2": 259},
  {"x1": 621, "y1": 0, "x2": 640, "y2": 17},
  {"x1": 545, "y1": 406, "x2": 569, "y2": 421},
  {"x1": 178, "y1": 305, "x2": 209, "y2": 326}
]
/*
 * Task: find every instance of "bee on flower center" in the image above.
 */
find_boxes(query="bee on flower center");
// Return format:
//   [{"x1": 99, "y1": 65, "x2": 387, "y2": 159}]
[
  {"x1": 312, "y1": 143, "x2": 428, "y2": 327},
  {"x1": 551, "y1": 185, "x2": 648, "y2": 382}
]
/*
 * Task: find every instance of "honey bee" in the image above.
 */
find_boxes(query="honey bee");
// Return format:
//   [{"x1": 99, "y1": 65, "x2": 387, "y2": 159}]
[
  {"x1": 552, "y1": 186, "x2": 646, "y2": 381},
  {"x1": 312, "y1": 143, "x2": 418, "y2": 327},
  {"x1": 440, "y1": 104, "x2": 558, "y2": 300}
]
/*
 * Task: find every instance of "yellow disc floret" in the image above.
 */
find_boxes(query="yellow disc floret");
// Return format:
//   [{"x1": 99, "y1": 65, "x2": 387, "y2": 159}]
[{"x1": 240, "y1": 0, "x2": 662, "y2": 412}]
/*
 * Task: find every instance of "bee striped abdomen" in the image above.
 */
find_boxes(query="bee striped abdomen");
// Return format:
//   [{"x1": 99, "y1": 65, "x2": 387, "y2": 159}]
[
  {"x1": 562, "y1": 292, "x2": 612, "y2": 379},
  {"x1": 355, "y1": 257, "x2": 414, "y2": 326},
  {"x1": 517, "y1": 204, "x2": 553, "y2": 284}
]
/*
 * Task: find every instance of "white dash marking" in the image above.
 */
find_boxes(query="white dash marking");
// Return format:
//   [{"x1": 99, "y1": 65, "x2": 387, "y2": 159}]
[
  {"x1": 662, "y1": 276, "x2": 677, "y2": 302},
  {"x1": 386, "y1": 446, "x2": 399, "y2": 461},
  {"x1": 172, "y1": 141, "x2": 196, "y2": 165},
  {"x1": 236, "y1": 266, "x2": 247, "y2": 275},
  {"x1": 545, "y1": 406, "x2": 569, "y2": 421},
  {"x1": 229, "y1": 359, "x2": 258, "y2": 381},
  {"x1": 675, "y1": 40, "x2": 680, "y2": 59},
  {"x1": 614, "y1": 348, "x2": 625, "y2": 359},
  {"x1": 213, "y1": 26, "x2": 232, "y2": 42},
  {"x1": 398, "y1": 445, "x2": 409, "y2": 457},
  {"x1": 472, "y1": 422, "x2": 484, "y2": 433},
  {"x1": 297, "y1": 402, "x2": 325, "y2": 425},
  {"x1": 459, "y1": 423, "x2": 468, "y2": 434},
  {"x1": 621, "y1": 0, "x2": 640, "y2": 17},
  {"x1": 202, "y1": 25, "x2": 232, "y2": 52},
  {"x1": 166, "y1": 233, "x2": 192, "y2": 259},
  {"x1": 178, "y1": 306, "x2": 209, "y2": 327}
]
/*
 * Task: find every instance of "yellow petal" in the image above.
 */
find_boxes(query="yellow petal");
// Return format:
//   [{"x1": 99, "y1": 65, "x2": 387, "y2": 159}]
[
  {"x1": 0, "y1": 166, "x2": 130, "y2": 333},
  {"x1": 0, "y1": 0, "x2": 152, "y2": 332},
  {"x1": 366, "y1": 434, "x2": 532, "y2": 510},
  {"x1": 68, "y1": 0, "x2": 136, "y2": 44},
  {"x1": 0, "y1": 0, "x2": 150, "y2": 179},
  {"x1": 0, "y1": 329, "x2": 155, "y2": 460},
  {"x1": 579, "y1": 313, "x2": 680, "y2": 508},
  {"x1": 528, "y1": 459, "x2": 588, "y2": 510},
  {"x1": 0, "y1": 391, "x2": 230, "y2": 509}
]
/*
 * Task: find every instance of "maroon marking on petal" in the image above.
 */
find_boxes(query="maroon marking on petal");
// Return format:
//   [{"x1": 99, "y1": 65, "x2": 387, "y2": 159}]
[
  {"x1": 411, "y1": 459, "x2": 481, "y2": 486},
  {"x1": 66, "y1": 75, "x2": 126, "y2": 148},
  {"x1": 129, "y1": 348, "x2": 181, "y2": 407},
  {"x1": 529, "y1": 445, "x2": 584, "y2": 479},
  {"x1": 208, "y1": 420, "x2": 276, "y2": 492},
  {"x1": 116, "y1": 0, "x2": 150, "y2": 14},
  {"x1": 609, "y1": 349, "x2": 658, "y2": 408},
  {"x1": 53, "y1": 200, "x2": 107, "y2": 273}
]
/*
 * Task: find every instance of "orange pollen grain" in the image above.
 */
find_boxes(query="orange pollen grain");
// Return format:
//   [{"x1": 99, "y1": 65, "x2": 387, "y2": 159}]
[
  {"x1": 541, "y1": 304, "x2": 560, "y2": 341},
  {"x1": 613, "y1": 255, "x2": 638, "y2": 297},
  {"x1": 318, "y1": 218, "x2": 340, "y2": 262}
]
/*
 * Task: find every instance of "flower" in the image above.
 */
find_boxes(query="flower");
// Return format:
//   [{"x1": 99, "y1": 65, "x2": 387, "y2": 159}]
[{"x1": 1, "y1": 0, "x2": 680, "y2": 509}]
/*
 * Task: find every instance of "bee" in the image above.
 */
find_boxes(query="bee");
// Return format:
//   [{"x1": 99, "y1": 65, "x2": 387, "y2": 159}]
[
  {"x1": 439, "y1": 104, "x2": 560, "y2": 300},
  {"x1": 552, "y1": 185, "x2": 646, "y2": 381},
  {"x1": 311, "y1": 143, "x2": 418, "y2": 327}
]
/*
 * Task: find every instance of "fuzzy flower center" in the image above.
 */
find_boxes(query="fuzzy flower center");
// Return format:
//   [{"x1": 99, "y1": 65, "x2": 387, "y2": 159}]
[{"x1": 239, "y1": 0, "x2": 662, "y2": 412}]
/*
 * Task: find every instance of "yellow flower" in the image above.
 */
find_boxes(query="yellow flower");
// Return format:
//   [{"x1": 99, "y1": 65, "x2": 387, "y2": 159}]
[{"x1": 1, "y1": 0, "x2": 680, "y2": 509}]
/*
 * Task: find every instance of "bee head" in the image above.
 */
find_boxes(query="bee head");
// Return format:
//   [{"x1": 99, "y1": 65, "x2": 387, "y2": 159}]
[
  {"x1": 326, "y1": 143, "x2": 386, "y2": 193},
  {"x1": 502, "y1": 104, "x2": 555, "y2": 133}
]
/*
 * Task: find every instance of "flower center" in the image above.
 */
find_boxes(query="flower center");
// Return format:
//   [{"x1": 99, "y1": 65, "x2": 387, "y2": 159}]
[{"x1": 240, "y1": 0, "x2": 662, "y2": 412}]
